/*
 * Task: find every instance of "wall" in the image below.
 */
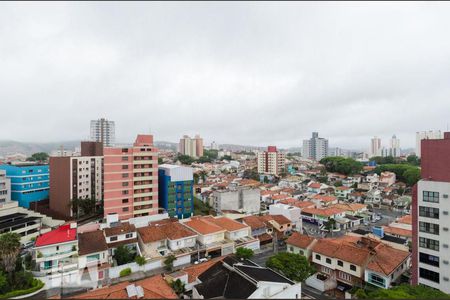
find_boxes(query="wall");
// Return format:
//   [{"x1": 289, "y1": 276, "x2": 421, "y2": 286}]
[
  {"x1": 168, "y1": 236, "x2": 196, "y2": 251},
  {"x1": 108, "y1": 259, "x2": 162, "y2": 279},
  {"x1": 421, "y1": 135, "x2": 450, "y2": 182},
  {"x1": 49, "y1": 157, "x2": 71, "y2": 217}
]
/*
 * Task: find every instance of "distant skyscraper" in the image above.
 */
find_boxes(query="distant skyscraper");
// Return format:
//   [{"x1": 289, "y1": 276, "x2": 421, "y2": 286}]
[
  {"x1": 389, "y1": 134, "x2": 401, "y2": 157},
  {"x1": 416, "y1": 130, "x2": 443, "y2": 158},
  {"x1": 302, "y1": 132, "x2": 329, "y2": 161},
  {"x1": 211, "y1": 141, "x2": 219, "y2": 150},
  {"x1": 257, "y1": 146, "x2": 285, "y2": 176},
  {"x1": 90, "y1": 118, "x2": 115, "y2": 147},
  {"x1": 179, "y1": 135, "x2": 204, "y2": 158},
  {"x1": 370, "y1": 136, "x2": 382, "y2": 157}
]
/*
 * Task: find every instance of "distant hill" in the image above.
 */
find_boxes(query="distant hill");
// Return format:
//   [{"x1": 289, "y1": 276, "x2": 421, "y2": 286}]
[{"x1": 0, "y1": 140, "x2": 79, "y2": 156}]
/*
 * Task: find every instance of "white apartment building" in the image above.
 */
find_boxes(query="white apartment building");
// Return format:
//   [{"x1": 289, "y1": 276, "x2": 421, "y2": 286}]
[
  {"x1": 416, "y1": 130, "x2": 443, "y2": 157},
  {"x1": 370, "y1": 136, "x2": 382, "y2": 157},
  {"x1": 389, "y1": 135, "x2": 401, "y2": 157},
  {"x1": 211, "y1": 187, "x2": 260, "y2": 215},
  {"x1": 0, "y1": 170, "x2": 11, "y2": 204},
  {"x1": 257, "y1": 146, "x2": 286, "y2": 176},
  {"x1": 302, "y1": 132, "x2": 329, "y2": 161},
  {"x1": 90, "y1": 118, "x2": 115, "y2": 147},
  {"x1": 415, "y1": 180, "x2": 450, "y2": 292}
]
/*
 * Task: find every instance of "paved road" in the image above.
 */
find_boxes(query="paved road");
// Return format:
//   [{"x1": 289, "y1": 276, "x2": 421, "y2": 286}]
[{"x1": 302, "y1": 284, "x2": 333, "y2": 300}]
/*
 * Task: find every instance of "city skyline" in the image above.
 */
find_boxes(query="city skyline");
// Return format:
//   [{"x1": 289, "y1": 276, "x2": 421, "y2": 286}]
[{"x1": 1, "y1": 3, "x2": 450, "y2": 148}]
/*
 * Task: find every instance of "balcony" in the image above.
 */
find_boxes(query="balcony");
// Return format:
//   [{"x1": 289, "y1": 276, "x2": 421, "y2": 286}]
[{"x1": 36, "y1": 250, "x2": 78, "y2": 263}]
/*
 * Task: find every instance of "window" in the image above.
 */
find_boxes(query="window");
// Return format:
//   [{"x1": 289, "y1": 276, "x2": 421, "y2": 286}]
[
  {"x1": 326, "y1": 258, "x2": 332, "y2": 264},
  {"x1": 337, "y1": 260, "x2": 343, "y2": 267},
  {"x1": 350, "y1": 264, "x2": 357, "y2": 271},
  {"x1": 110, "y1": 236, "x2": 118, "y2": 242},
  {"x1": 368, "y1": 273, "x2": 386, "y2": 287},
  {"x1": 420, "y1": 268, "x2": 440, "y2": 283},
  {"x1": 56, "y1": 246, "x2": 59, "y2": 251},
  {"x1": 122, "y1": 199, "x2": 129, "y2": 204},
  {"x1": 299, "y1": 250, "x2": 304, "y2": 256},
  {"x1": 419, "y1": 237, "x2": 439, "y2": 251},
  {"x1": 444, "y1": 211, "x2": 449, "y2": 216},
  {"x1": 122, "y1": 165, "x2": 129, "y2": 170},
  {"x1": 122, "y1": 173, "x2": 129, "y2": 178},
  {"x1": 122, "y1": 207, "x2": 129, "y2": 212},
  {"x1": 419, "y1": 206, "x2": 439, "y2": 219},
  {"x1": 338, "y1": 271, "x2": 352, "y2": 282},
  {"x1": 444, "y1": 194, "x2": 449, "y2": 199},
  {"x1": 419, "y1": 221, "x2": 439, "y2": 235},
  {"x1": 423, "y1": 191, "x2": 439, "y2": 203},
  {"x1": 315, "y1": 254, "x2": 321, "y2": 260},
  {"x1": 289, "y1": 246, "x2": 294, "y2": 252},
  {"x1": 122, "y1": 156, "x2": 129, "y2": 161},
  {"x1": 122, "y1": 190, "x2": 129, "y2": 195},
  {"x1": 125, "y1": 233, "x2": 133, "y2": 238},
  {"x1": 122, "y1": 182, "x2": 129, "y2": 187},
  {"x1": 420, "y1": 252, "x2": 439, "y2": 267}
]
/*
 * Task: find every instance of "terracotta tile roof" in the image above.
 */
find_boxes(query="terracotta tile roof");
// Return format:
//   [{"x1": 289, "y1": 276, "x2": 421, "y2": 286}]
[
  {"x1": 336, "y1": 186, "x2": 351, "y2": 191},
  {"x1": 104, "y1": 223, "x2": 136, "y2": 237},
  {"x1": 302, "y1": 207, "x2": 346, "y2": 217},
  {"x1": 138, "y1": 222, "x2": 197, "y2": 243},
  {"x1": 382, "y1": 226, "x2": 412, "y2": 238},
  {"x1": 242, "y1": 216, "x2": 266, "y2": 230},
  {"x1": 184, "y1": 216, "x2": 226, "y2": 235},
  {"x1": 258, "y1": 233, "x2": 273, "y2": 242},
  {"x1": 313, "y1": 195, "x2": 337, "y2": 203},
  {"x1": 78, "y1": 230, "x2": 108, "y2": 256},
  {"x1": 367, "y1": 244, "x2": 410, "y2": 275},
  {"x1": 71, "y1": 274, "x2": 177, "y2": 299},
  {"x1": 397, "y1": 215, "x2": 412, "y2": 225},
  {"x1": 286, "y1": 232, "x2": 316, "y2": 249},
  {"x1": 331, "y1": 203, "x2": 367, "y2": 212},
  {"x1": 107, "y1": 238, "x2": 138, "y2": 249},
  {"x1": 260, "y1": 214, "x2": 291, "y2": 225},
  {"x1": 206, "y1": 216, "x2": 249, "y2": 232},
  {"x1": 35, "y1": 224, "x2": 77, "y2": 247},
  {"x1": 272, "y1": 194, "x2": 289, "y2": 201},
  {"x1": 183, "y1": 257, "x2": 226, "y2": 283},
  {"x1": 308, "y1": 183, "x2": 321, "y2": 189}
]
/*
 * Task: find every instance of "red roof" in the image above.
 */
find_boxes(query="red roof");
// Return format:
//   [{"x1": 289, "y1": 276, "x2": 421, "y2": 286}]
[
  {"x1": 308, "y1": 183, "x2": 321, "y2": 189},
  {"x1": 35, "y1": 224, "x2": 77, "y2": 247}
]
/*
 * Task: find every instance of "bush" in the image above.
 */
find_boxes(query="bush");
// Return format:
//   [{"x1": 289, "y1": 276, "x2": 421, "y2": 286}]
[
  {"x1": 114, "y1": 245, "x2": 136, "y2": 266},
  {"x1": 0, "y1": 278, "x2": 44, "y2": 299},
  {"x1": 135, "y1": 255, "x2": 146, "y2": 266},
  {"x1": 119, "y1": 268, "x2": 132, "y2": 277},
  {"x1": 235, "y1": 247, "x2": 254, "y2": 260},
  {"x1": 164, "y1": 255, "x2": 176, "y2": 271},
  {"x1": 266, "y1": 252, "x2": 315, "y2": 282}
]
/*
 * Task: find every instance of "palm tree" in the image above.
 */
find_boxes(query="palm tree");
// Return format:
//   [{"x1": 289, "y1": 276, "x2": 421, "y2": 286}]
[
  {"x1": 170, "y1": 279, "x2": 186, "y2": 296},
  {"x1": 0, "y1": 233, "x2": 21, "y2": 274}
]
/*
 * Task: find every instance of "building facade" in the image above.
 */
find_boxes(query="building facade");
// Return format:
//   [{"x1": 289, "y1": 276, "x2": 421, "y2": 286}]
[
  {"x1": 211, "y1": 187, "x2": 260, "y2": 215},
  {"x1": 90, "y1": 118, "x2": 115, "y2": 147},
  {"x1": 257, "y1": 146, "x2": 286, "y2": 176},
  {"x1": 49, "y1": 142, "x2": 103, "y2": 218},
  {"x1": 302, "y1": 132, "x2": 329, "y2": 161},
  {"x1": 370, "y1": 136, "x2": 382, "y2": 157},
  {"x1": 179, "y1": 135, "x2": 204, "y2": 158},
  {"x1": 158, "y1": 164, "x2": 194, "y2": 219},
  {"x1": 416, "y1": 130, "x2": 443, "y2": 158},
  {"x1": 412, "y1": 132, "x2": 450, "y2": 292},
  {"x1": 103, "y1": 135, "x2": 158, "y2": 220},
  {"x1": 0, "y1": 170, "x2": 11, "y2": 204},
  {"x1": 389, "y1": 134, "x2": 401, "y2": 157},
  {"x1": 0, "y1": 163, "x2": 49, "y2": 208}
]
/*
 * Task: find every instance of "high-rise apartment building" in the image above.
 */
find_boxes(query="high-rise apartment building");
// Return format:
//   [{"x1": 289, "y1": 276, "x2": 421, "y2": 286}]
[
  {"x1": 389, "y1": 134, "x2": 401, "y2": 157},
  {"x1": 0, "y1": 170, "x2": 11, "y2": 204},
  {"x1": 179, "y1": 135, "x2": 203, "y2": 158},
  {"x1": 257, "y1": 146, "x2": 285, "y2": 176},
  {"x1": 103, "y1": 135, "x2": 158, "y2": 220},
  {"x1": 302, "y1": 132, "x2": 329, "y2": 161},
  {"x1": 158, "y1": 164, "x2": 194, "y2": 219},
  {"x1": 370, "y1": 136, "x2": 382, "y2": 157},
  {"x1": 416, "y1": 130, "x2": 443, "y2": 158},
  {"x1": 0, "y1": 162, "x2": 49, "y2": 208},
  {"x1": 412, "y1": 132, "x2": 450, "y2": 292},
  {"x1": 90, "y1": 118, "x2": 115, "y2": 147},
  {"x1": 49, "y1": 141, "x2": 103, "y2": 219}
]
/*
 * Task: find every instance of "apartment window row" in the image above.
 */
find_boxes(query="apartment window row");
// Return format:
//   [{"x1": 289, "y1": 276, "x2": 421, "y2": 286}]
[
  {"x1": 423, "y1": 191, "x2": 439, "y2": 203},
  {"x1": 419, "y1": 252, "x2": 439, "y2": 267},
  {"x1": 419, "y1": 237, "x2": 439, "y2": 251},
  {"x1": 420, "y1": 268, "x2": 440, "y2": 283},
  {"x1": 419, "y1": 206, "x2": 439, "y2": 219},
  {"x1": 419, "y1": 221, "x2": 439, "y2": 235}
]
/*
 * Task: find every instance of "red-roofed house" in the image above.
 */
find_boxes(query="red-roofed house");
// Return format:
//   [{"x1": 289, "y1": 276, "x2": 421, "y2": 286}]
[
  {"x1": 335, "y1": 186, "x2": 354, "y2": 200},
  {"x1": 34, "y1": 223, "x2": 78, "y2": 275}
]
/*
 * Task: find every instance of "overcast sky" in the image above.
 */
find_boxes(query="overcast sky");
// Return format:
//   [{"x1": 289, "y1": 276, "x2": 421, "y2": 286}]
[{"x1": 1, "y1": 2, "x2": 449, "y2": 150}]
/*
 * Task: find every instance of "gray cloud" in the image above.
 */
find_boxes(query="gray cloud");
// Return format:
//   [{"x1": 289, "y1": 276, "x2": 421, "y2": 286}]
[{"x1": 1, "y1": 2, "x2": 450, "y2": 151}]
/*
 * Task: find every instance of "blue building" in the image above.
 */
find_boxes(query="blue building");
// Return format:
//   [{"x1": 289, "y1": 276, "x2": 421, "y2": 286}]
[
  {"x1": 0, "y1": 163, "x2": 49, "y2": 208},
  {"x1": 158, "y1": 164, "x2": 194, "y2": 219}
]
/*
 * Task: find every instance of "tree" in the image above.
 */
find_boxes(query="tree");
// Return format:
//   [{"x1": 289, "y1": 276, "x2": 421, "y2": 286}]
[
  {"x1": 197, "y1": 156, "x2": 212, "y2": 163},
  {"x1": 0, "y1": 233, "x2": 21, "y2": 274},
  {"x1": 324, "y1": 218, "x2": 337, "y2": 237},
  {"x1": 263, "y1": 176, "x2": 269, "y2": 184},
  {"x1": 203, "y1": 149, "x2": 218, "y2": 160},
  {"x1": 0, "y1": 272, "x2": 7, "y2": 294},
  {"x1": 177, "y1": 155, "x2": 195, "y2": 165},
  {"x1": 374, "y1": 164, "x2": 421, "y2": 186},
  {"x1": 222, "y1": 155, "x2": 232, "y2": 161},
  {"x1": 170, "y1": 279, "x2": 186, "y2": 296},
  {"x1": 135, "y1": 255, "x2": 146, "y2": 266},
  {"x1": 158, "y1": 157, "x2": 163, "y2": 164},
  {"x1": 407, "y1": 154, "x2": 420, "y2": 166},
  {"x1": 193, "y1": 173, "x2": 200, "y2": 185},
  {"x1": 266, "y1": 252, "x2": 315, "y2": 282},
  {"x1": 235, "y1": 247, "x2": 254, "y2": 260},
  {"x1": 333, "y1": 181, "x2": 343, "y2": 187},
  {"x1": 26, "y1": 152, "x2": 49, "y2": 162},
  {"x1": 164, "y1": 254, "x2": 176, "y2": 271},
  {"x1": 359, "y1": 284, "x2": 450, "y2": 299},
  {"x1": 243, "y1": 168, "x2": 260, "y2": 181},
  {"x1": 114, "y1": 245, "x2": 135, "y2": 266},
  {"x1": 320, "y1": 157, "x2": 363, "y2": 176}
]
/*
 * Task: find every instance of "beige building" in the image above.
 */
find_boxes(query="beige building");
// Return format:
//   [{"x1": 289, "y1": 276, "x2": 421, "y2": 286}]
[
  {"x1": 179, "y1": 135, "x2": 204, "y2": 158},
  {"x1": 257, "y1": 146, "x2": 286, "y2": 176}
]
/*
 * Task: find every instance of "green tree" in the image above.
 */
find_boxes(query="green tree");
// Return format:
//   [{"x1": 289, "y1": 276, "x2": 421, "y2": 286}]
[
  {"x1": 222, "y1": 155, "x2": 232, "y2": 161},
  {"x1": 243, "y1": 168, "x2": 260, "y2": 181},
  {"x1": 197, "y1": 156, "x2": 212, "y2": 163},
  {"x1": 354, "y1": 288, "x2": 368, "y2": 299},
  {"x1": 135, "y1": 255, "x2": 146, "y2": 266},
  {"x1": 407, "y1": 154, "x2": 420, "y2": 166},
  {"x1": 26, "y1": 152, "x2": 49, "y2": 162},
  {"x1": 235, "y1": 247, "x2": 254, "y2": 260},
  {"x1": 158, "y1": 157, "x2": 163, "y2": 164},
  {"x1": 374, "y1": 164, "x2": 420, "y2": 186},
  {"x1": 193, "y1": 173, "x2": 200, "y2": 184},
  {"x1": 170, "y1": 279, "x2": 186, "y2": 296},
  {"x1": 266, "y1": 252, "x2": 315, "y2": 282},
  {"x1": 333, "y1": 181, "x2": 343, "y2": 187},
  {"x1": 164, "y1": 254, "x2": 176, "y2": 271},
  {"x1": 177, "y1": 155, "x2": 195, "y2": 165},
  {"x1": 114, "y1": 245, "x2": 135, "y2": 266},
  {"x1": 0, "y1": 272, "x2": 7, "y2": 294},
  {"x1": 320, "y1": 157, "x2": 363, "y2": 176},
  {"x1": 363, "y1": 284, "x2": 450, "y2": 299},
  {"x1": 0, "y1": 233, "x2": 21, "y2": 274},
  {"x1": 263, "y1": 176, "x2": 269, "y2": 183}
]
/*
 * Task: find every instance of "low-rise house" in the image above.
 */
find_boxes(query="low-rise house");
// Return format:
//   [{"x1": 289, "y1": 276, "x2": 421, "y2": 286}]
[
  {"x1": 335, "y1": 186, "x2": 353, "y2": 200},
  {"x1": 307, "y1": 182, "x2": 326, "y2": 194},
  {"x1": 286, "y1": 232, "x2": 317, "y2": 259},
  {"x1": 260, "y1": 214, "x2": 292, "y2": 236},
  {"x1": 268, "y1": 203, "x2": 302, "y2": 233},
  {"x1": 311, "y1": 194, "x2": 338, "y2": 207},
  {"x1": 205, "y1": 216, "x2": 259, "y2": 250},
  {"x1": 33, "y1": 223, "x2": 78, "y2": 275},
  {"x1": 103, "y1": 220, "x2": 140, "y2": 259},
  {"x1": 242, "y1": 215, "x2": 273, "y2": 248},
  {"x1": 301, "y1": 207, "x2": 346, "y2": 226},
  {"x1": 307, "y1": 236, "x2": 410, "y2": 292},
  {"x1": 380, "y1": 171, "x2": 396, "y2": 186},
  {"x1": 192, "y1": 257, "x2": 302, "y2": 299},
  {"x1": 77, "y1": 230, "x2": 110, "y2": 285}
]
